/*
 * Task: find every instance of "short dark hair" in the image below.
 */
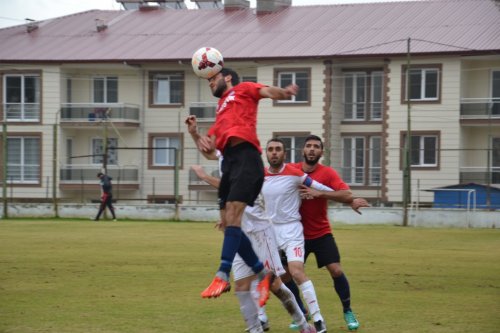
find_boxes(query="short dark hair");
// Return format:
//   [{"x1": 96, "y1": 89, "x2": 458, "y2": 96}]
[
  {"x1": 97, "y1": 172, "x2": 104, "y2": 177},
  {"x1": 304, "y1": 135, "x2": 324, "y2": 149},
  {"x1": 266, "y1": 137, "x2": 286, "y2": 148},
  {"x1": 220, "y1": 67, "x2": 240, "y2": 86}
]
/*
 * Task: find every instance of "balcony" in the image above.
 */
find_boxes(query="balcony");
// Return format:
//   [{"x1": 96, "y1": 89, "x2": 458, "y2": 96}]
[
  {"x1": 460, "y1": 167, "x2": 500, "y2": 185},
  {"x1": 59, "y1": 164, "x2": 139, "y2": 190},
  {"x1": 460, "y1": 98, "x2": 500, "y2": 124},
  {"x1": 60, "y1": 103, "x2": 140, "y2": 128},
  {"x1": 2, "y1": 103, "x2": 40, "y2": 122}
]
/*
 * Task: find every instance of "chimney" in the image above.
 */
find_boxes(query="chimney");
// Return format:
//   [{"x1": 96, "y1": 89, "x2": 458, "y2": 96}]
[
  {"x1": 116, "y1": 0, "x2": 188, "y2": 10},
  {"x1": 256, "y1": 0, "x2": 291, "y2": 14},
  {"x1": 116, "y1": 0, "x2": 143, "y2": 10},
  {"x1": 25, "y1": 18, "x2": 38, "y2": 33},
  {"x1": 224, "y1": 0, "x2": 250, "y2": 11},
  {"x1": 191, "y1": 0, "x2": 223, "y2": 9},
  {"x1": 95, "y1": 18, "x2": 108, "y2": 32}
]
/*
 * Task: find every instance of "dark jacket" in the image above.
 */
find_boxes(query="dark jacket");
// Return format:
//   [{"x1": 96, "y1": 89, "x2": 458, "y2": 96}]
[{"x1": 100, "y1": 175, "x2": 113, "y2": 194}]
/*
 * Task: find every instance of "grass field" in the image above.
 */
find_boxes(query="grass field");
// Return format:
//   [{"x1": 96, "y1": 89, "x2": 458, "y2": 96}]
[{"x1": 0, "y1": 219, "x2": 499, "y2": 333}]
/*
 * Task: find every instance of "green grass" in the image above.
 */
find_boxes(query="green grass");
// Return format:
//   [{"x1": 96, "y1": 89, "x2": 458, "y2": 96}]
[{"x1": 0, "y1": 220, "x2": 499, "y2": 333}]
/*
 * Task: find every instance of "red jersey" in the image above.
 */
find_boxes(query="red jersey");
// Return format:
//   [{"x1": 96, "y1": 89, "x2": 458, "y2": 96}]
[
  {"x1": 208, "y1": 82, "x2": 265, "y2": 153},
  {"x1": 290, "y1": 162, "x2": 350, "y2": 239}
]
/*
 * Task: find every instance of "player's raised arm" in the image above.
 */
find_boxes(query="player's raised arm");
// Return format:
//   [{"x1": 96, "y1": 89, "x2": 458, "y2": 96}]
[
  {"x1": 184, "y1": 115, "x2": 218, "y2": 160},
  {"x1": 259, "y1": 84, "x2": 299, "y2": 100}
]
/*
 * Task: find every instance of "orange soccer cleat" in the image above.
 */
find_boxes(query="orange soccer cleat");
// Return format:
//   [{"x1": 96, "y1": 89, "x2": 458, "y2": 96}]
[
  {"x1": 201, "y1": 276, "x2": 231, "y2": 298},
  {"x1": 257, "y1": 271, "x2": 275, "y2": 307}
]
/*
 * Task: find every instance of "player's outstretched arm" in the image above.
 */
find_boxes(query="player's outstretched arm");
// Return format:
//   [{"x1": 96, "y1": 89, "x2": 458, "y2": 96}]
[
  {"x1": 350, "y1": 197, "x2": 370, "y2": 215},
  {"x1": 191, "y1": 165, "x2": 221, "y2": 189},
  {"x1": 300, "y1": 186, "x2": 353, "y2": 203},
  {"x1": 259, "y1": 84, "x2": 299, "y2": 100}
]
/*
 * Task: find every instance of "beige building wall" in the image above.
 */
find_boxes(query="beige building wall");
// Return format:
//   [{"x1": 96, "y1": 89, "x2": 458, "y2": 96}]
[
  {"x1": 257, "y1": 61, "x2": 326, "y2": 155},
  {"x1": 385, "y1": 57, "x2": 462, "y2": 203}
]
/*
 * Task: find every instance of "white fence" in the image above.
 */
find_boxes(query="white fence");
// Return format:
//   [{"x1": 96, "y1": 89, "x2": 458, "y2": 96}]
[{"x1": 1, "y1": 204, "x2": 498, "y2": 228}]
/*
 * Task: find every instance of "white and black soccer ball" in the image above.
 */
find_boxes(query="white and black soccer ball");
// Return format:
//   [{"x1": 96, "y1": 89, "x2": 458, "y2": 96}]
[{"x1": 191, "y1": 47, "x2": 224, "y2": 79}]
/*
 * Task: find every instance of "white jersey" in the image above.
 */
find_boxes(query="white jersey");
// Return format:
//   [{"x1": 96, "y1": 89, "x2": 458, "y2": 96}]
[
  {"x1": 262, "y1": 163, "x2": 332, "y2": 224},
  {"x1": 242, "y1": 194, "x2": 272, "y2": 233}
]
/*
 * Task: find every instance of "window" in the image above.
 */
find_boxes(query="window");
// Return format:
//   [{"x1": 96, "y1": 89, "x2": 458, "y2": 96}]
[
  {"x1": 274, "y1": 133, "x2": 310, "y2": 163},
  {"x1": 343, "y1": 70, "x2": 384, "y2": 121},
  {"x1": 3, "y1": 74, "x2": 40, "y2": 121},
  {"x1": 148, "y1": 133, "x2": 183, "y2": 169},
  {"x1": 342, "y1": 137, "x2": 365, "y2": 185},
  {"x1": 92, "y1": 138, "x2": 118, "y2": 165},
  {"x1": 492, "y1": 70, "x2": 500, "y2": 115},
  {"x1": 370, "y1": 137, "x2": 382, "y2": 185},
  {"x1": 492, "y1": 137, "x2": 500, "y2": 183},
  {"x1": 149, "y1": 72, "x2": 184, "y2": 106},
  {"x1": 402, "y1": 65, "x2": 441, "y2": 102},
  {"x1": 411, "y1": 136, "x2": 437, "y2": 166},
  {"x1": 344, "y1": 73, "x2": 366, "y2": 120},
  {"x1": 274, "y1": 69, "x2": 310, "y2": 104},
  {"x1": 371, "y1": 72, "x2": 384, "y2": 120},
  {"x1": 342, "y1": 135, "x2": 382, "y2": 186},
  {"x1": 401, "y1": 132, "x2": 440, "y2": 168},
  {"x1": 93, "y1": 77, "x2": 118, "y2": 103},
  {"x1": 6, "y1": 136, "x2": 41, "y2": 184}
]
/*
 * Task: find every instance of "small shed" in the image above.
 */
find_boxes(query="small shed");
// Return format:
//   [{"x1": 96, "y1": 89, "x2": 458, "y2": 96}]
[{"x1": 426, "y1": 183, "x2": 500, "y2": 209}]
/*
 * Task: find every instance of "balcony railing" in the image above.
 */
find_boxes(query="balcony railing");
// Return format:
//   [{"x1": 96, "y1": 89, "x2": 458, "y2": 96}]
[
  {"x1": 459, "y1": 167, "x2": 500, "y2": 185},
  {"x1": 60, "y1": 103, "x2": 140, "y2": 123},
  {"x1": 3, "y1": 103, "x2": 40, "y2": 122},
  {"x1": 343, "y1": 102, "x2": 383, "y2": 121},
  {"x1": 59, "y1": 164, "x2": 139, "y2": 183},
  {"x1": 460, "y1": 98, "x2": 500, "y2": 119}
]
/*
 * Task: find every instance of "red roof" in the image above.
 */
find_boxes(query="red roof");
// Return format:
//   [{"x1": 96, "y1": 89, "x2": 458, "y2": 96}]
[{"x1": 0, "y1": 0, "x2": 499, "y2": 63}]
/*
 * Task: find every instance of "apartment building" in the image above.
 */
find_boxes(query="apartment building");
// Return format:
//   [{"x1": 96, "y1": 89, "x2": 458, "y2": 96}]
[{"x1": 0, "y1": 0, "x2": 499, "y2": 207}]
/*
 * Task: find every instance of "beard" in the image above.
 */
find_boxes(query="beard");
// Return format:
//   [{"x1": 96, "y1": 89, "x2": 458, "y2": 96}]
[
  {"x1": 212, "y1": 80, "x2": 227, "y2": 98},
  {"x1": 303, "y1": 152, "x2": 321, "y2": 166},
  {"x1": 268, "y1": 157, "x2": 283, "y2": 169}
]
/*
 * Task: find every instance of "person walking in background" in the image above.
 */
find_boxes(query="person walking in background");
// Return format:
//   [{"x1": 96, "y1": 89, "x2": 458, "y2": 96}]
[
  {"x1": 185, "y1": 67, "x2": 298, "y2": 303},
  {"x1": 93, "y1": 172, "x2": 117, "y2": 221}
]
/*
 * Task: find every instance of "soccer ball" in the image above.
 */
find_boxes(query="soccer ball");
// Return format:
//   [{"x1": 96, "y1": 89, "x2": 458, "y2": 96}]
[{"x1": 191, "y1": 47, "x2": 224, "y2": 79}]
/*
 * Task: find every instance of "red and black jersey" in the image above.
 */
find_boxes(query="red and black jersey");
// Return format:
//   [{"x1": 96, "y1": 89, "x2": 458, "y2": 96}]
[{"x1": 208, "y1": 82, "x2": 265, "y2": 154}]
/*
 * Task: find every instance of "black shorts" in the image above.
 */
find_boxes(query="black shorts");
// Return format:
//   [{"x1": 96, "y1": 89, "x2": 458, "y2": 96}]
[
  {"x1": 279, "y1": 233, "x2": 340, "y2": 269},
  {"x1": 304, "y1": 233, "x2": 341, "y2": 268},
  {"x1": 218, "y1": 142, "x2": 264, "y2": 209}
]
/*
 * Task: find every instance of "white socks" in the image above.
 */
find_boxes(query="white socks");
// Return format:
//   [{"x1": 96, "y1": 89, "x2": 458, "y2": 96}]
[
  {"x1": 300, "y1": 280, "x2": 324, "y2": 322},
  {"x1": 236, "y1": 291, "x2": 263, "y2": 333}
]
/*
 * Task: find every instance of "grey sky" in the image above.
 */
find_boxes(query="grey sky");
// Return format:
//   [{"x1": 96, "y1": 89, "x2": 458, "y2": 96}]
[{"x1": 0, "y1": 0, "x2": 418, "y2": 29}]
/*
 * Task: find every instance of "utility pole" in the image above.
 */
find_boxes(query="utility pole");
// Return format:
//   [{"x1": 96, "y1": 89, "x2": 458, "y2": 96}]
[
  {"x1": 403, "y1": 38, "x2": 412, "y2": 226},
  {"x1": 2, "y1": 121, "x2": 7, "y2": 219},
  {"x1": 52, "y1": 122, "x2": 59, "y2": 217}
]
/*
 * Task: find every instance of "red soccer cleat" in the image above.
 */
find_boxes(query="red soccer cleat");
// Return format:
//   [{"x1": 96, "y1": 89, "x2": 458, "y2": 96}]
[
  {"x1": 257, "y1": 271, "x2": 275, "y2": 307},
  {"x1": 201, "y1": 276, "x2": 231, "y2": 298}
]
